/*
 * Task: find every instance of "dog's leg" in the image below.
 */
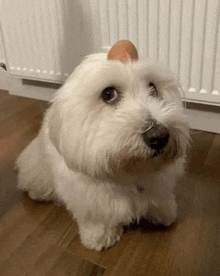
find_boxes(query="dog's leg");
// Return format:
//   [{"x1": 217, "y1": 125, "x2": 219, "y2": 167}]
[
  {"x1": 77, "y1": 220, "x2": 123, "y2": 251},
  {"x1": 146, "y1": 191, "x2": 177, "y2": 227},
  {"x1": 56, "y1": 174, "x2": 131, "y2": 251},
  {"x1": 16, "y1": 135, "x2": 56, "y2": 202}
]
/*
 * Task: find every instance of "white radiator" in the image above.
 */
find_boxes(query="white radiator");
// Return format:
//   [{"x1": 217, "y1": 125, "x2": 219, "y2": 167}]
[{"x1": 0, "y1": 0, "x2": 220, "y2": 105}]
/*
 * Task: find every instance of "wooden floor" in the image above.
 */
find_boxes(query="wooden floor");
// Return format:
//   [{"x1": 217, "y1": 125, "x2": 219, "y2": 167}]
[{"x1": 0, "y1": 89, "x2": 220, "y2": 276}]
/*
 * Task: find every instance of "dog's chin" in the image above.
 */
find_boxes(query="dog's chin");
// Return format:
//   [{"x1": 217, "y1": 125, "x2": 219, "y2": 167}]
[
  {"x1": 122, "y1": 155, "x2": 162, "y2": 175},
  {"x1": 123, "y1": 158, "x2": 157, "y2": 174}
]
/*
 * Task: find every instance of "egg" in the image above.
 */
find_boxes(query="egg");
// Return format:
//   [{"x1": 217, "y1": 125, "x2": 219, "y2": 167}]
[{"x1": 107, "y1": 40, "x2": 138, "y2": 62}]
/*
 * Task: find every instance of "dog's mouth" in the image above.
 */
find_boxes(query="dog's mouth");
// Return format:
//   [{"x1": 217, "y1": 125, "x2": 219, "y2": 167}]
[
  {"x1": 114, "y1": 134, "x2": 180, "y2": 175},
  {"x1": 123, "y1": 141, "x2": 179, "y2": 174},
  {"x1": 150, "y1": 148, "x2": 164, "y2": 158}
]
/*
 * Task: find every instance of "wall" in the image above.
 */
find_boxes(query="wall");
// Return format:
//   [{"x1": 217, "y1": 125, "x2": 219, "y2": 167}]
[
  {"x1": 0, "y1": 22, "x2": 6, "y2": 63},
  {"x1": 0, "y1": 20, "x2": 8, "y2": 91}
]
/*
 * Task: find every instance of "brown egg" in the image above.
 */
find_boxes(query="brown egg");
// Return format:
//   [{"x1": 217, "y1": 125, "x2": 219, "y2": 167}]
[{"x1": 107, "y1": 40, "x2": 138, "y2": 63}]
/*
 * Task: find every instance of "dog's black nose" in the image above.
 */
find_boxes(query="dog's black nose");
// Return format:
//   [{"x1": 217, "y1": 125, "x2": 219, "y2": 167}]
[{"x1": 142, "y1": 124, "x2": 170, "y2": 151}]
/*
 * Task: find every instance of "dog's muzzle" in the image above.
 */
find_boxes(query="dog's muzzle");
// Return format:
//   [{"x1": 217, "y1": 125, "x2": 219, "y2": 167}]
[{"x1": 142, "y1": 124, "x2": 170, "y2": 151}]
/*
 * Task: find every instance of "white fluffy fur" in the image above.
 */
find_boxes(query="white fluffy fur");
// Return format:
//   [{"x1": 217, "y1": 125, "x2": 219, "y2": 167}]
[{"x1": 16, "y1": 52, "x2": 190, "y2": 251}]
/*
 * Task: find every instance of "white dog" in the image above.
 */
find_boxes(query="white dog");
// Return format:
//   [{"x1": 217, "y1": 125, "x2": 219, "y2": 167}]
[{"x1": 16, "y1": 41, "x2": 189, "y2": 251}]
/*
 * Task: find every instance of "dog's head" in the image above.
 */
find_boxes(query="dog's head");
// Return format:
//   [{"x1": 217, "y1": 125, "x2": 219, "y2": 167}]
[{"x1": 48, "y1": 44, "x2": 190, "y2": 178}]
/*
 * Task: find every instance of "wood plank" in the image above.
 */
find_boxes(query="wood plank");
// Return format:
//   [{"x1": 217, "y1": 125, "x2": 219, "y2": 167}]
[
  {"x1": 187, "y1": 130, "x2": 215, "y2": 172},
  {"x1": 0, "y1": 235, "x2": 63, "y2": 276},
  {"x1": 0, "y1": 199, "x2": 54, "y2": 263},
  {"x1": 0, "y1": 90, "x2": 10, "y2": 104},
  {"x1": 204, "y1": 135, "x2": 220, "y2": 171},
  {"x1": 0, "y1": 92, "x2": 48, "y2": 123},
  {"x1": 0, "y1": 234, "x2": 106, "y2": 276},
  {"x1": 32, "y1": 205, "x2": 79, "y2": 248},
  {"x1": 46, "y1": 251, "x2": 105, "y2": 276}
]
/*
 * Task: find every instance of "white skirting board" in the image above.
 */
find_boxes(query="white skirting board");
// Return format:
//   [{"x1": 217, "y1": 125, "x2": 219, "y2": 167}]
[
  {"x1": 0, "y1": 67, "x2": 9, "y2": 91},
  {"x1": 186, "y1": 103, "x2": 220, "y2": 134},
  {"x1": 8, "y1": 76, "x2": 61, "y2": 102},
  {"x1": 4, "y1": 76, "x2": 220, "y2": 135}
]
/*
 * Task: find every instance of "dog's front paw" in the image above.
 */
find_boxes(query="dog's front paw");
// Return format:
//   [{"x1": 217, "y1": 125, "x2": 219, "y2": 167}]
[
  {"x1": 148, "y1": 211, "x2": 177, "y2": 227},
  {"x1": 147, "y1": 198, "x2": 177, "y2": 227},
  {"x1": 79, "y1": 223, "x2": 123, "y2": 251}
]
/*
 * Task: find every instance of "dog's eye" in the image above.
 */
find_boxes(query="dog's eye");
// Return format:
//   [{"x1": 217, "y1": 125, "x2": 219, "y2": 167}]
[
  {"x1": 102, "y1": 87, "x2": 119, "y2": 103},
  {"x1": 148, "y1": 82, "x2": 158, "y2": 97}
]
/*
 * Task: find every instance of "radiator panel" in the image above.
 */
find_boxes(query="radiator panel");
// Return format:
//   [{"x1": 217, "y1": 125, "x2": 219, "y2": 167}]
[{"x1": 0, "y1": 0, "x2": 220, "y2": 105}]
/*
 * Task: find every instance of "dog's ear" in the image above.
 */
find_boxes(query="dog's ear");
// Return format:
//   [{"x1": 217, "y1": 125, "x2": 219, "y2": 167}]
[
  {"x1": 48, "y1": 103, "x2": 63, "y2": 153},
  {"x1": 47, "y1": 99, "x2": 79, "y2": 170},
  {"x1": 107, "y1": 40, "x2": 138, "y2": 63}
]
